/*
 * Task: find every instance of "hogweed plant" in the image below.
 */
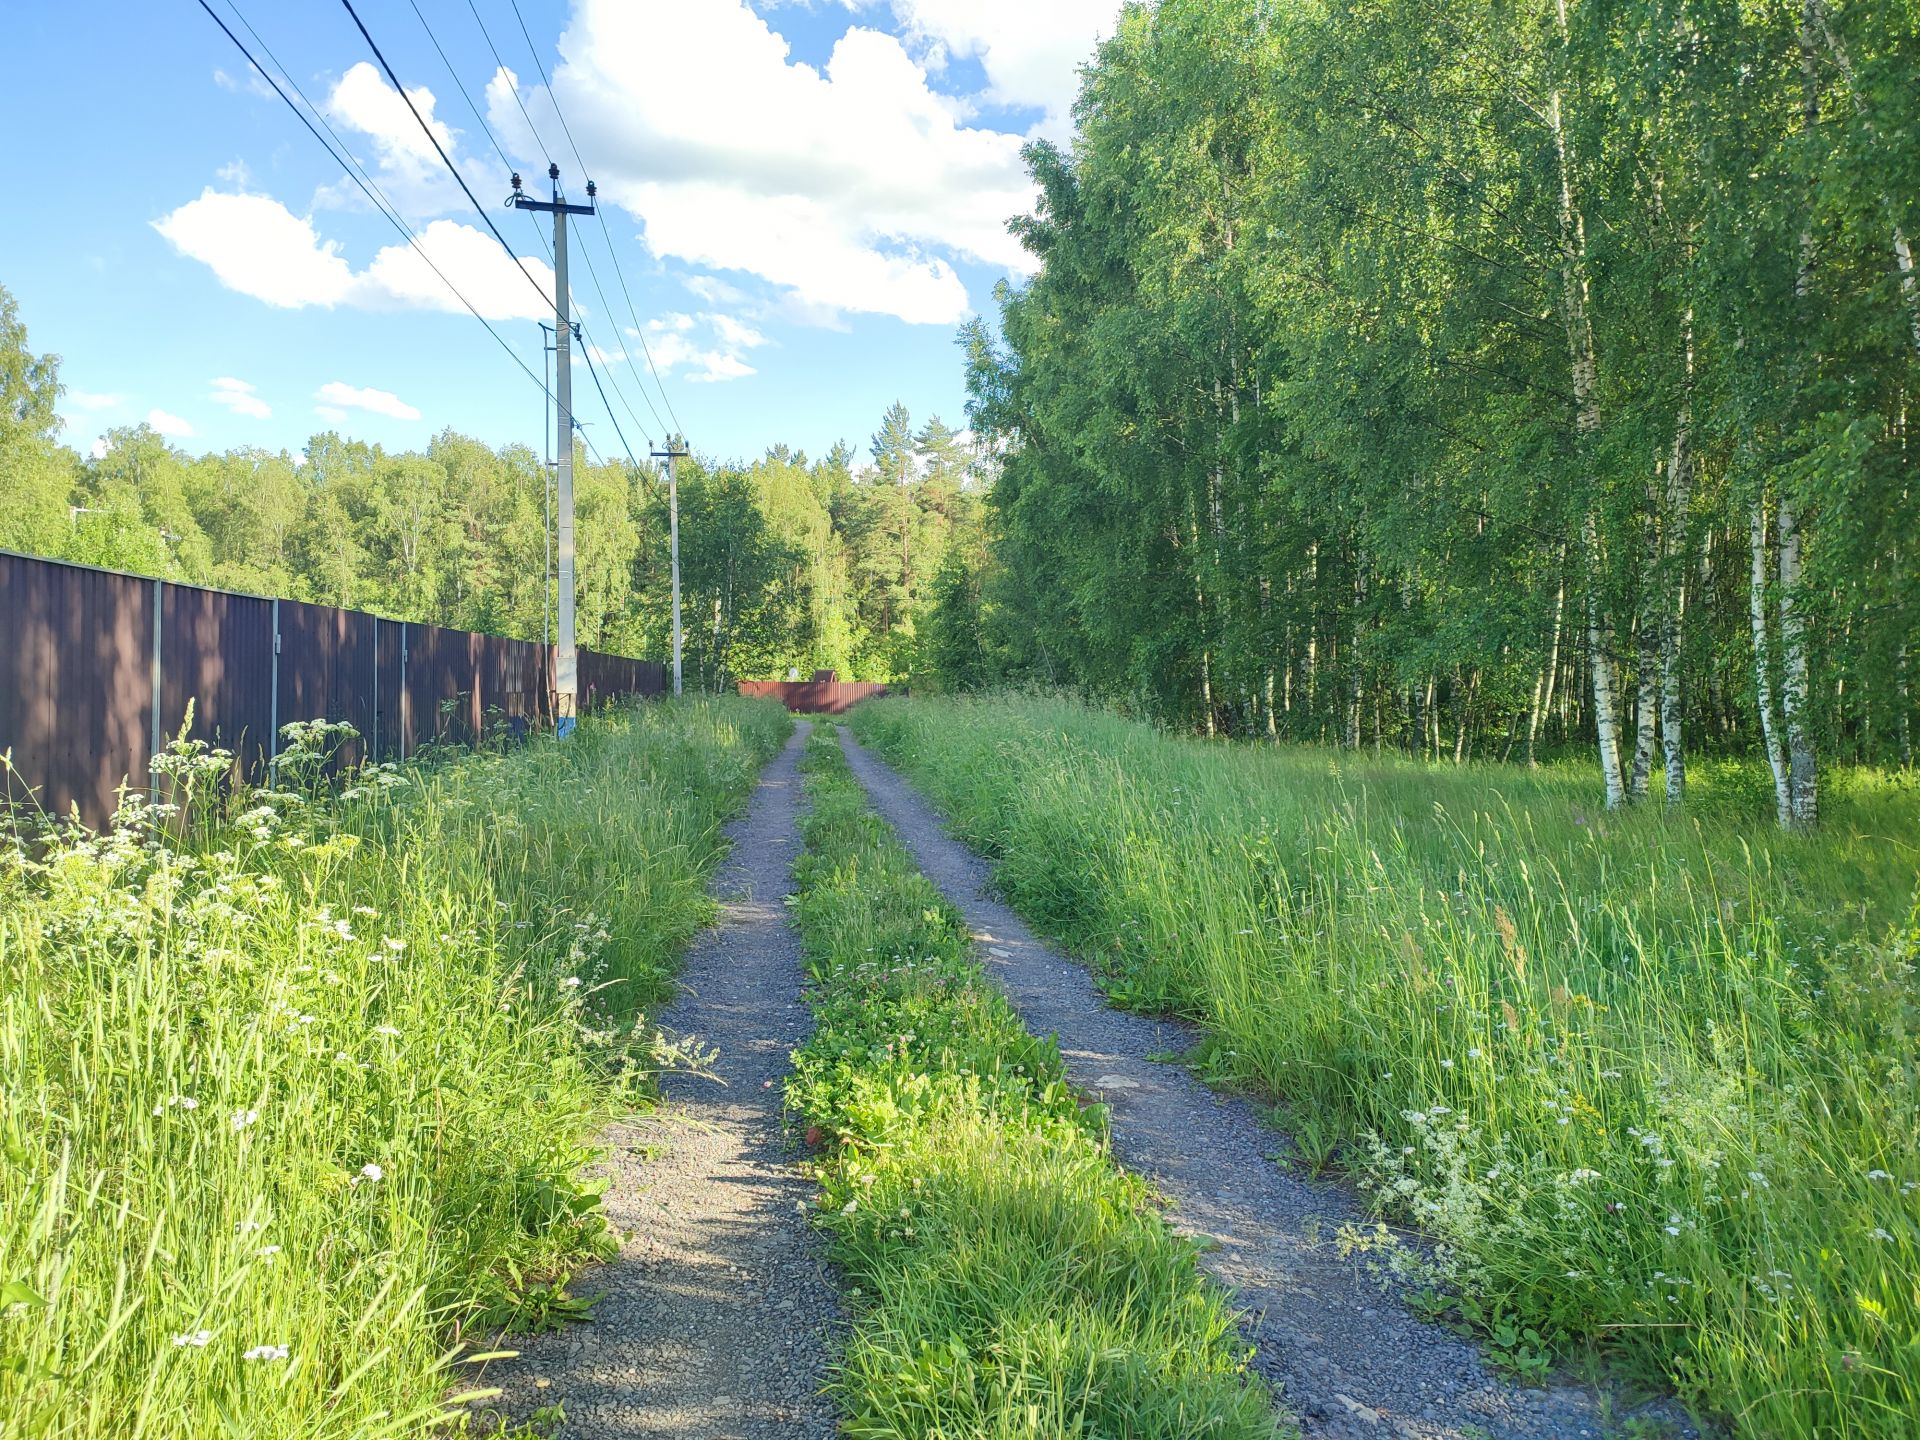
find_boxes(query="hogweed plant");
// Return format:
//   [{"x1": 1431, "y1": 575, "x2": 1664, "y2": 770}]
[{"x1": 0, "y1": 696, "x2": 789, "y2": 1439}]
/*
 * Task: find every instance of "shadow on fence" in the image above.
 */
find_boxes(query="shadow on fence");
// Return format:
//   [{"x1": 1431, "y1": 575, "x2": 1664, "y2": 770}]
[{"x1": 0, "y1": 550, "x2": 665, "y2": 828}]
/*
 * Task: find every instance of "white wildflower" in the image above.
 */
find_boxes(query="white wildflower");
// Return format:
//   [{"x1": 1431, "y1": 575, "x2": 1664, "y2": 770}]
[
  {"x1": 172, "y1": 1330, "x2": 213, "y2": 1348},
  {"x1": 241, "y1": 1344, "x2": 289, "y2": 1362},
  {"x1": 360, "y1": 1163, "x2": 384, "y2": 1183},
  {"x1": 231, "y1": 1109, "x2": 259, "y2": 1131}
]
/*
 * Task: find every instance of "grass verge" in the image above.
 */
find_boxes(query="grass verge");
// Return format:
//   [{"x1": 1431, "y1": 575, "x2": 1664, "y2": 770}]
[
  {"x1": 1, "y1": 696, "x2": 790, "y2": 1439},
  {"x1": 785, "y1": 727, "x2": 1283, "y2": 1439},
  {"x1": 848, "y1": 692, "x2": 1920, "y2": 1438}
]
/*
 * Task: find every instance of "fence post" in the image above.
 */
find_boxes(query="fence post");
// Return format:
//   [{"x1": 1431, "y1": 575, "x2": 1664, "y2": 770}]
[
  {"x1": 268, "y1": 598, "x2": 280, "y2": 784},
  {"x1": 399, "y1": 624, "x2": 409, "y2": 760},
  {"x1": 371, "y1": 615, "x2": 379, "y2": 761},
  {"x1": 149, "y1": 577, "x2": 163, "y2": 798}
]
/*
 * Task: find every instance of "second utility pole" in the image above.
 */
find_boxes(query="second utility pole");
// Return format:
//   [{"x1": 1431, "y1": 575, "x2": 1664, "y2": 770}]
[
  {"x1": 652, "y1": 438, "x2": 690, "y2": 696},
  {"x1": 512, "y1": 164, "x2": 595, "y2": 736}
]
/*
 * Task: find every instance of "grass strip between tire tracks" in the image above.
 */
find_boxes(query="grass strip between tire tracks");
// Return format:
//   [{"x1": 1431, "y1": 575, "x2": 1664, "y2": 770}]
[{"x1": 785, "y1": 727, "x2": 1285, "y2": 1439}]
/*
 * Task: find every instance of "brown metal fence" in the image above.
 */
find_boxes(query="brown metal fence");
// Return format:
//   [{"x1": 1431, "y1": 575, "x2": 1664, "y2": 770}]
[
  {"x1": 737, "y1": 680, "x2": 889, "y2": 714},
  {"x1": 0, "y1": 550, "x2": 665, "y2": 828}
]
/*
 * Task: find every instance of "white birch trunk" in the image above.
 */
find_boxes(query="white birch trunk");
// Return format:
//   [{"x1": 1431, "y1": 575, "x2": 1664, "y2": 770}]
[
  {"x1": 1749, "y1": 498, "x2": 1794, "y2": 825},
  {"x1": 1551, "y1": 0, "x2": 1624, "y2": 807},
  {"x1": 1659, "y1": 388, "x2": 1693, "y2": 802},
  {"x1": 1777, "y1": 496, "x2": 1818, "y2": 825}
]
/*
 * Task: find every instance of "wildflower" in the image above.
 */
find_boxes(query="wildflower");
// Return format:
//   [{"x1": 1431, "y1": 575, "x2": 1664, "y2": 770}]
[
  {"x1": 231, "y1": 1109, "x2": 259, "y2": 1131},
  {"x1": 359, "y1": 1163, "x2": 384, "y2": 1183},
  {"x1": 1467, "y1": 1047, "x2": 1482, "y2": 1059},
  {"x1": 1568, "y1": 1168, "x2": 1600, "y2": 1183},
  {"x1": 1866, "y1": 1169, "x2": 1892, "y2": 1182},
  {"x1": 172, "y1": 1330, "x2": 213, "y2": 1348},
  {"x1": 372, "y1": 1025, "x2": 400, "y2": 1038},
  {"x1": 561, "y1": 977, "x2": 581, "y2": 989},
  {"x1": 1870, "y1": 1228, "x2": 1893, "y2": 1242},
  {"x1": 1747, "y1": 1171, "x2": 1769, "y2": 1188},
  {"x1": 1665, "y1": 1224, "x2": 1681, "y2": 1236},
  {"x1": 257, "y1": 1244, "x2": 282, "y2": 1262},
  {"x1": 840, "y1": 1199, "x2": 858, "y2": 1215},
  {"x1": 242, "y1": 1344, "x2": 289, "y2": 1362},
  {"x1": 383, "y1": 937, "x2": 405, "y2": 953},
  {"x1": 1440, "y1": 1058, "x2": 1455, "y2": 1070},
  {"x1": 235, "y1": 1219, "x2": 266, "y2": 1235}
]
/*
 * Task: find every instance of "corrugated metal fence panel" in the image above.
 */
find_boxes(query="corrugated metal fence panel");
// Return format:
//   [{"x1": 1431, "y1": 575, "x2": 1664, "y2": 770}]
[
  {"x1": 159, "y1": 584, "x2": 274, "y2": 780},
  {"x1": 580, "y1": 651, "x2": 666, "y2": 710},
  {"x1": 1, "y1": 553, "x2": 154, "y2": 822},
  {"x1": 737, "y1": 680, "x2": 888, "y2": 714},
  {"x1": 1, "y1": 550, "x2": 666, "y2": 829},
  {"x1": 276, "y1": 600, "x2": 377, "y2": 769}
]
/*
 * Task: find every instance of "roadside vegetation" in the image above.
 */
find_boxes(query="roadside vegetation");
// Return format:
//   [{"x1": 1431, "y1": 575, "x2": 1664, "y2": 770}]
[
  {"x1": 0, "y1": 696, "x2": 789, "y2": 1439},
  {"x1": 851, "y1": 693, "x2": 1920, "y2": 1439},
  {"x1": 786, "y1": 729, "x2": 1282, "y2": 1438}
]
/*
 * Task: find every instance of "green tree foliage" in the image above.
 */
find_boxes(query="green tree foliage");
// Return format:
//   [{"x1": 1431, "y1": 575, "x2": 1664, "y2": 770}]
[
  {"x1": 0, "y1": 284, "x2": 973, "y2": 684},
  {"x1": 947, "y1": 0, "x2": 1920, "y2": 825}
]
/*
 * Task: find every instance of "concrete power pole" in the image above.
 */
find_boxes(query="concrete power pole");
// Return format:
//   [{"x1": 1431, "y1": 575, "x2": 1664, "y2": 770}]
[
  {"x1": 652, "y1": 438, "x2": 690, "y2": 696},
  {"x1": 512, "y1": 164, "x2": 595, "y2": 736}
]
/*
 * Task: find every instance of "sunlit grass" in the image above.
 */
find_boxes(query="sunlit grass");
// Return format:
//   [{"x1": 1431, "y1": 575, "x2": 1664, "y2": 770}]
[
  {"x1": 787, "y1": 729, "x2": 1283, "y2": 1438},
  {"x1": 850, "y1": 693, "x2": 1920, "y2": 1439},
  {"x1": 0, "y1": 696, "x2": 791, "y2": 1439}
]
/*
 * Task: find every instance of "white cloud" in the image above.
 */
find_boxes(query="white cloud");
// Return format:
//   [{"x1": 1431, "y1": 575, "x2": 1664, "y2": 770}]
[
  {"x1": 64, "y1": 390, "x2": 124, "y2": 412},
  {"x1": 213, "y1": 65, "x2": 275, "y2": 100},
  {"x1": 314, "y1": 406, "x2": 348, "y2": 424},
  {"x1": 315, "y1": 62, "x2": 476, "y2": 217},
  {"x1": 209, "y1": 376, "x2": 271, "y2": 419},
  {"x1": 882, "y1": 0, "x2": 1119, "y2": 137},
  {"x1": 493, "y1": 0, "x2": 1042, "y2": 325},
  {"x1": 154, "y1": 190, "x2": 552, "y2": 321},
  {"x1": 89, "y1": 437, "x2": 111, "y2": 460},
  {"x1": 316, "y1": 381, "x2": 421, "y2": 422},
  {"x1": 627, "y1": 310, "x2": 767, "y2": 384},
  {"x1": 147, "y1": 408, "x2": 195, "y2": 438}
]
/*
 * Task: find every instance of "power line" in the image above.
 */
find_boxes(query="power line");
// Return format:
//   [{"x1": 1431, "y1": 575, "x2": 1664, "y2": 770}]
[
  {"x1": 580, "y1": 341, "x2": 643, "y2": 466},
  {"x1": 337, "y1": 0, "x2": 552, "y2": 313},
  {"x1": 402, "y1": 0, "x2": 658, "y2": 449},
  {"x1": 192, "y1": 0, "x2": 556, "y2": 407},
  {"x1": 595, "y1": 206, "x2": 686, "y2": 439},
  {"x1": 497, "y1": 0, "x2": 686, "y2": 438}
]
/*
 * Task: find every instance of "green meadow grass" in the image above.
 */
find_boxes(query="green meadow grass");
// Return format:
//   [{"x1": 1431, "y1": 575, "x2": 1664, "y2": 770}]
[
  {"x1": 850, "y1": 693, "x2": 1920, "y2": 1439},
  {"x1": 787, "y1": 729, "x2": 1283, "y2": 1439},
  {"x1": 0, "y1": 696, "x2": 790, "y2": 1439}
]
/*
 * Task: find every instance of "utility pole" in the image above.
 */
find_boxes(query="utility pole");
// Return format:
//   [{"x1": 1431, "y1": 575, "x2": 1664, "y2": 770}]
[
  {"x1": 511, "y1": 164, "x2": 594, "y2": 736},
  {"x1": 652, "y1": 438, "x2": 690, "y2": 696}
]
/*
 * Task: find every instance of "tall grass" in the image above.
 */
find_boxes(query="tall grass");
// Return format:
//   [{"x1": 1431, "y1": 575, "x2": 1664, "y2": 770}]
[
  {"x1": 0, "y1": 697, "x2": 790, "y2": 1439},
  {"x1": 851, "y1": 693, "x2": 1920, "y2": 1439},
  {"x1": 787, "y1": 730, "x2": 1282, "y2": 1438}
]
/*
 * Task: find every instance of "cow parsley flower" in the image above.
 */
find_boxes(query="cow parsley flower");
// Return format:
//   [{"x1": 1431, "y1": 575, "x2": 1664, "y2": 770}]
[
  {"x1": 172, "y1": 1330, "x2": 213, "y2": 1348},
  {"x1": 242, "y1": 1344, "x2": 289, "y2": 1362},
  {"x1": 231, "y1": 1109, "x2": 259, "y2": 1131}
]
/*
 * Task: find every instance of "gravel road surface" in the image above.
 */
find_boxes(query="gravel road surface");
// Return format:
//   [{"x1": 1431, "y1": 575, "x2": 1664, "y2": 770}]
[
  {"x1": 839, "y1": 723, "x2": 1694, "y2": 1440},
  {"x1": 488, "y1": 723, "x2": 838, "y2": 1440}
]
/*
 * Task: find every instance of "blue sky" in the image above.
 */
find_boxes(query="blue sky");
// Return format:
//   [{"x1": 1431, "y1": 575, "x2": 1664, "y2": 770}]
[{"x1": 0, "y1": 0, "x2": 1117, "y2": 469}]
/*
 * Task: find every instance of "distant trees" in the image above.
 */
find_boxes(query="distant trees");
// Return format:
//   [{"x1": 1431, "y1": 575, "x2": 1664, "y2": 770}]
[
  {"x1": 947, "y1": 0, "x2": 1920, "y2": 826},
  {"x1": 0, "y1": 281, "x2": 978, "y2": 688}
]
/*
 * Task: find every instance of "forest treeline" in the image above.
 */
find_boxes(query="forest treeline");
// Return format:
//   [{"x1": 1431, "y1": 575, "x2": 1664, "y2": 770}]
[
  {"x1": 0, "y1": 287, "x2": 984, "y2": 688},
  {"x1": 940, "y1": 0, "x2": 1920, "y2": 826}
]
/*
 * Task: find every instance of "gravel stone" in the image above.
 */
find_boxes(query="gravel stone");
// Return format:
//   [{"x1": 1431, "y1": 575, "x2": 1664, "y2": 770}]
[
  {"x1": 489, "y1": 724, "x2": 838, "y2": 1439},
  {"x1": 839, "y1": 724, "x2": 1697, "y2": 1440}
]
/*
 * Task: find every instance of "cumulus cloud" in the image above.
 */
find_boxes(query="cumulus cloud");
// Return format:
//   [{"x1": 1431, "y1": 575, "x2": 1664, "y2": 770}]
[
  {"x1": 316, "y1": 381, "x2": 421, "y2": 421},
  {"x1": 153, "y1": 190, "x2": 552, "y2": 320},
  {"x1": 147, "y1": 408, "x2": 195, "y2": 438},
  {"x1": 209, "y1": 376, "x2": 271, "y2": 419},
  {"x1": 882, "y1": 0, "x2": 1120, "y2": 137},
  {"x1": 492, "y1": 0, "x2": 1041, "y2": 326},
  {"x1": 315, "y1": 62, "x2": 475, "y2": 216},
  {"x1": 630, "y1": 310, "x2": 767, "y2": 384}
]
